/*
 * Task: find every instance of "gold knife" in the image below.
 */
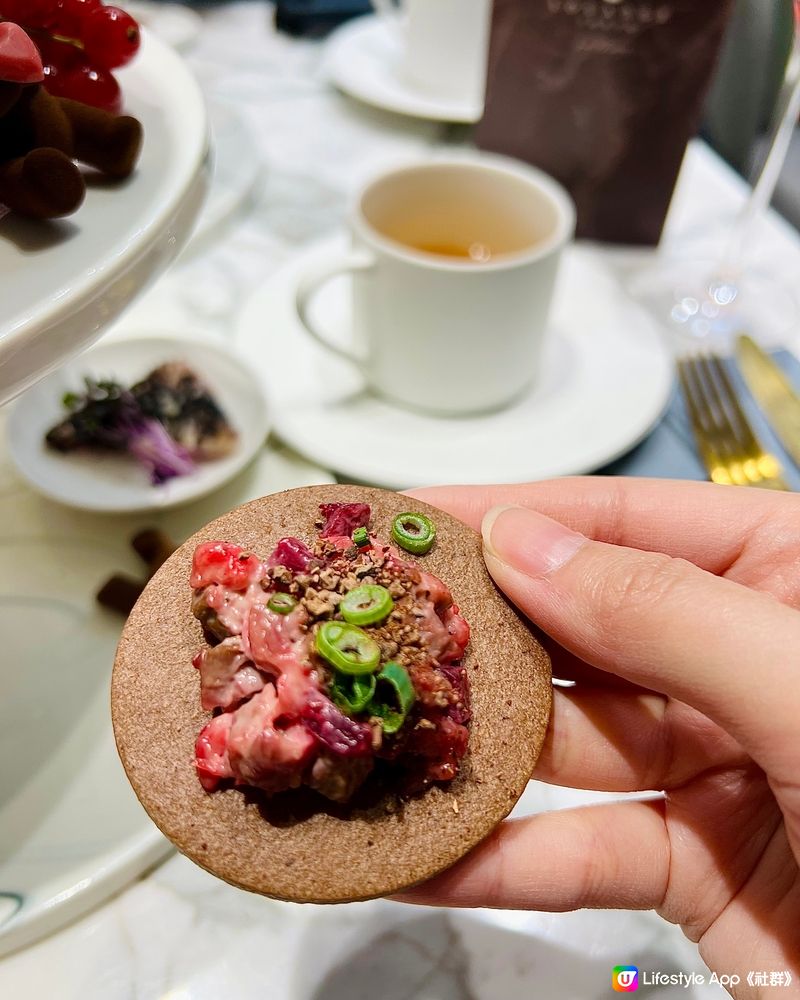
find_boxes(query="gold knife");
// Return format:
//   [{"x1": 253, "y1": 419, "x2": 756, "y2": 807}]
[{"x1": 736, "y1": 334, "x2": 800, "y2": 469}]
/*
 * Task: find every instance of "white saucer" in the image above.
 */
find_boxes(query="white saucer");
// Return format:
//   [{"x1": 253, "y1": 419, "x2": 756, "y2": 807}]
[
  {"x1": 324, "y1": 15, "x2": 484, "y2": 124},
  {"x1": 8, "y1": 335, "x2": 269, "y2": 514},
  {"x1": 0, "y1": 412, "x2": 333, "y2": 958},
  {"x1": 235, "y1": 236, "x2": 674, "y2": 488}
]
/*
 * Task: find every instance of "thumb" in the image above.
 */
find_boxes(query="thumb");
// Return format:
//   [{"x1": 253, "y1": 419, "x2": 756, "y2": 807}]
[{"x1": 482, "y1": 504, "x2": 800, "y2": 787}]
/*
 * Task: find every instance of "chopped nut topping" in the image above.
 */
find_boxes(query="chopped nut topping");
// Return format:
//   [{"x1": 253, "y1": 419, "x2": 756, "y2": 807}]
[
  {"x1": 302, "y1": 587, "x2": 341, "y2": 617},
  {"x1": 269, "y1": 565, "x2": 293, "y2": 585},
  {"x1": 319, "y1": 568, "x2": 340, "y2": 590},
  {"x1": 281, "y1": 539, "x2": 460, "y2": 689}
]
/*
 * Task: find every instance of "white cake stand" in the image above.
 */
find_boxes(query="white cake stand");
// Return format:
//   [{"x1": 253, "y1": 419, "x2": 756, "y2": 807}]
[{"x1": 0, "y1": 27, "x2": 210, "y2": 405}]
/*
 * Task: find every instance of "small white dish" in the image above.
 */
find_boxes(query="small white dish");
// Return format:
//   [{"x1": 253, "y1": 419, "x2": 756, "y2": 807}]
[
  {"x1": 0, "y1": 29, "x2": 210, "y2": 405},
  {"x1": 324, "y1": 15, "x2": 484, "y2": 124},
  {"x1": 235, "y1": 235, "x2": 674, "y2": 488},
  {"x1": 8, "y1": 335, "x2": 269, "y2": 514},
  {"x1": 126, "y1": 2, "x2": 204, "y2": 52},
  {"x1": 0, "y1": 409, "x2": 334, "y2": 958}
]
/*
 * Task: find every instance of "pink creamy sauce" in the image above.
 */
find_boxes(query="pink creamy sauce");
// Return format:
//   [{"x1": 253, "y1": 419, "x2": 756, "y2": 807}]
[
  {"x1": 415, "y1": 570, "x2": 471, "y2": 665},
  {"x1": 193, "y1": 549, "x2": 324, "y2": 792},
  {"x1": 190, "y1": 505, "x2": 471, "y2": 799}
]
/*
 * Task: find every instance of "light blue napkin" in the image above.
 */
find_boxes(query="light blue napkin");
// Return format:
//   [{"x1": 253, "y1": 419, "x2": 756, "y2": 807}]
[{"x1": 601, "y1": 349, "x2": 800, "y2": 491}]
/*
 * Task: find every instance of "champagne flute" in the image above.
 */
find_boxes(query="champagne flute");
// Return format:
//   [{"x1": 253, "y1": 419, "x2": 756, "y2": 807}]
[{"x1": 633, "y1": 0, "x2": 800, "y2": 348}]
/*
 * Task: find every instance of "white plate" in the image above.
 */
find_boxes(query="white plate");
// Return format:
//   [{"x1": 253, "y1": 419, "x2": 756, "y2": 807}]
[
  {"x1": 126, "y1": 2, "x2": 203, "y2": 52},
  {"x1": 235, "y1": 236, "x2": 674, "y2": 488},
  {"x1": 324, "y1": 15, "x2": 484, "y2": 124},
  {"x1": 0, "y1": 30, "x2": 210, "y2": 406},
  {"x1": 8, "y1": 336, "x2": 269, "y2": 513},
  {"x1": 0, "y1": 413, "x2": 334, "y2": 958}
]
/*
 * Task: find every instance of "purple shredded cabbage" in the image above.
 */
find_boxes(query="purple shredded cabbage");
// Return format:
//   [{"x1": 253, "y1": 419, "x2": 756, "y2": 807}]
[
  {"x1": 44, "y1": 380, "x2": 195, "y2": 486},
  {"x1": 125, "y1": 414, "x2": 195, "y2": 485},
  {"x1": 438, "y1": 664, "x2": 472, "y2": 725},
  {"x1": 319, "y1": 502, "x2": 371, "y2": 539},
  {"x1": 301, "y1": 695, "x2": 372, "y2": 757},
  {"x1": 268, "y1": 537, "x2": 316, "y2": 573}
]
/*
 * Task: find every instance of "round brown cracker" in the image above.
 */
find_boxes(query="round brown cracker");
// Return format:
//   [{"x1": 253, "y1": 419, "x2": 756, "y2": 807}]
[{"x1": 112, "y1": 485, "x2": 552, "y2": 903}]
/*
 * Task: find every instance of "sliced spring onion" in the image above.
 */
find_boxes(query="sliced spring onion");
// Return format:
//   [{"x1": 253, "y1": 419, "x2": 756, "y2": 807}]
[
  {"x1": 315, "y1": 620, "x2": 381, "y2": 675},
  {"x1": 369, "y1": 661, "x2": 416, "y2": 734},
  {"x1": 391, "y1": 512, "x2": 436, "y2": 555},
  {"x1": 352, "y1": 526, "x2": 370, "y2": 548},
  {"x1": 340, "y1": 584, "x2": 394, "y2": 627},
  {"x1": 331, "y1": 671, "x2": 376, "y2": 714},
  {"x1": 267, "y1": 592, "x2": 297, "y2": 615}
]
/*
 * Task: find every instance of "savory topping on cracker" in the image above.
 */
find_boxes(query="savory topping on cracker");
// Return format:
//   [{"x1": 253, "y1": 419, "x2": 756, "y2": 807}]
[
  {"x1": 190, "y1": 502, "x2": 471, "y2": 803},
  {"x1": 112, "y1": 485, "x2": 552, "y2": 904}
]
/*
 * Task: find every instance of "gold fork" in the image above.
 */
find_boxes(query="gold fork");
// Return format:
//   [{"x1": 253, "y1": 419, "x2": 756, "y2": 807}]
[{"x1": 678, "y1": 353, "x2": 790, "y2": 490}]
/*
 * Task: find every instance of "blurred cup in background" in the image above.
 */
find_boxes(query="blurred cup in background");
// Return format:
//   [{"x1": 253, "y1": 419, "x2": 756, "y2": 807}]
[
  {"x1": 371, "y1": 0, "x2": 493, "y2": 108},
  {"x1": 295, "y1": 155, "x2": 575, "y2": 416}
]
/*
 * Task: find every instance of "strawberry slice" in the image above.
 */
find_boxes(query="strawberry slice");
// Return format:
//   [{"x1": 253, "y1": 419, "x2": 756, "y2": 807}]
[{"x1": 0, "y1": 23, "x2": 44, "y2": 85}]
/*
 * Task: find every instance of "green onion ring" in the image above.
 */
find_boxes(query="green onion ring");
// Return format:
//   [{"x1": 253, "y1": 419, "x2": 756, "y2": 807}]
[
  {"x1": 267, "y1": 592, "x2": 297, "y2": 615},
  {"x1": 331, "y1": 671, "x2": 376, "y2": 714},
  {"x1": 352, "y1": 526, "x2": 370, "y2": 548},
  {"x1": 391, "y1": 512, "x2": 436, "y2": 555},
  {"x1": 340, "y1": 584, "x2": 394, "y2": 627},
  {"x1": 315, "y1": 620, "x2": 381, "y2": 675},
  {"x1": 369, "y1": 661, "x2": 416, "y2": 734}
]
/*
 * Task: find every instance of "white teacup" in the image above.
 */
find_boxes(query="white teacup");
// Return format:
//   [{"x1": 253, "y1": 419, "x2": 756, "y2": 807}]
[
  {"x1": 295, "y1": 156, "x2": 575, "y2": 416},
  {"x1": 371, "y1": 0, "x2": 492, "y2": 108}
]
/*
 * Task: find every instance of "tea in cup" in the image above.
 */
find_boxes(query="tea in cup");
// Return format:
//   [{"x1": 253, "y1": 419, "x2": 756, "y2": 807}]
[{"x1": 295, "y1": 155, "x2": 575, "y2": 416}]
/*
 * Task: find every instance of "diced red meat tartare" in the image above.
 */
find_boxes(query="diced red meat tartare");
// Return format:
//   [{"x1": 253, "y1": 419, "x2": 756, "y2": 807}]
[{"x1": 189, "y1": 503, "x2": 471, "y2": 803}]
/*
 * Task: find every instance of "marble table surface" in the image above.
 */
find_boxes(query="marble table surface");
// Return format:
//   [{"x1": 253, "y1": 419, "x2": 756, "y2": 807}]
[
  {"x1": 0, "y1": 787, "x2": 725, "y2": 1000},
  {"x1": 3, "y1": 3, "x2": 800, "y2": 996}
]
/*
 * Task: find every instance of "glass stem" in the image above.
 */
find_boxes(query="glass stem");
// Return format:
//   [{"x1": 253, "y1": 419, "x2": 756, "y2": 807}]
[{"x1": 723, "y1": 26, "x2": 800, "y2": 271}]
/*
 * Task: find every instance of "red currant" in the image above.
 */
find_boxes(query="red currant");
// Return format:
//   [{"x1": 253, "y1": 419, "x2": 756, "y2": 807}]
[
  {"x1": 50, "y1": 0, "x2": 103, "y2": 39},
  {"x1": 45, "y1": 61, "x2": 122, "y2": 115},
  {"x1": 81, "y1": 6, "x2": 140, "y2": 70},
  {"x1": 0, "y1": 0, "x2": 58, "y2": 30},
  {"x1": 36, "y1": 35, "x2": 85, "y2": 73}
]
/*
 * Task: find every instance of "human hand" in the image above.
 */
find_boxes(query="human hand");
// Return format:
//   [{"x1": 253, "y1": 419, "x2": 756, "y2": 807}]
[{"x1": 397, "y1": 478, "x2": 800, "y2": 997}]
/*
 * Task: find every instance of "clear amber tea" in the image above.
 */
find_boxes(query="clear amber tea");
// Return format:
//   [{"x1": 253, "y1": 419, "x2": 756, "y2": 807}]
[
  {"x1": 360, "y1": 162, "x2": 559, "y2": 262},
  {"x1": 400, "y1": 240, "x2": 494, "y2": 261}
]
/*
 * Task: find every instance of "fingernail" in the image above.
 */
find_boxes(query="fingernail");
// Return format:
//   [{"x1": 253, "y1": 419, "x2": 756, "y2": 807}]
[{"x1": 482, "y1": 505, "x2": 587, "y2": 579}]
